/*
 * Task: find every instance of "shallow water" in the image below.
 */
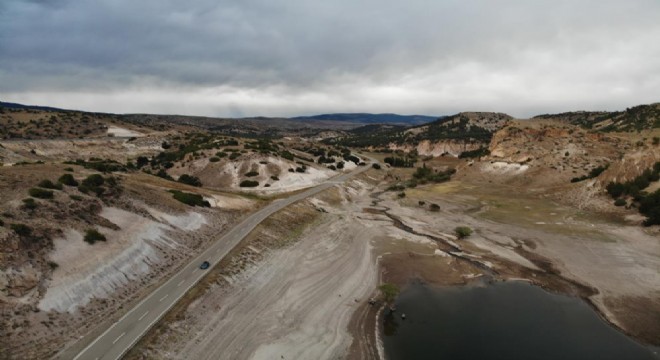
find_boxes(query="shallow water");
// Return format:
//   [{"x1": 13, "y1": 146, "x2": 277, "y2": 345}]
[{"x1": 383, "y1": 281, "x2": 658, "y2": 360}]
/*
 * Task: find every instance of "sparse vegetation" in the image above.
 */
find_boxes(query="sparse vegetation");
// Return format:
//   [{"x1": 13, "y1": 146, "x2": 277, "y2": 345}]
[{"x1": 571, "y1": 164, "x2": 609, "y2": 183}]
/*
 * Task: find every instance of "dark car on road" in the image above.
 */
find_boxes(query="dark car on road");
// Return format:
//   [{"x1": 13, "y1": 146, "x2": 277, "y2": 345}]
[{"x1": 200, "y1": 261, "x2": 210, "y2": 270}]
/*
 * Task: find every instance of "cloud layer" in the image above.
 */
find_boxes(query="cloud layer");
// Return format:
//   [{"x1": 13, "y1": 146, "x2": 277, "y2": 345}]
[{"x1": 1, "y1": 0, "x2": 659, "y2": 117}]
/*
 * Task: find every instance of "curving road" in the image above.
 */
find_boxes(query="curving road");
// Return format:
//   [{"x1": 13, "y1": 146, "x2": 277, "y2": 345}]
[{"x1": 71, "y1": 161, "x2": 374, "y2": 360}]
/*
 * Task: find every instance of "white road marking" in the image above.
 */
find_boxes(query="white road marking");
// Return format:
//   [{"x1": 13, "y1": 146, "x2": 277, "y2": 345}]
[
  {"x1": 177, "y1": 280, "x2": 185, "y2": 287},
  {"x1": 159, "y1": 294, "x2": 169, "y2": 302},
  {"x1": 192, "y1": 268, "x2": 198, "y2": 274},
  {"x1": 138, "y1": 311, "x2": 149, "y2": 321},
  {"x1": 112, "y1": 332, "x2": 125, "y2": 345}
]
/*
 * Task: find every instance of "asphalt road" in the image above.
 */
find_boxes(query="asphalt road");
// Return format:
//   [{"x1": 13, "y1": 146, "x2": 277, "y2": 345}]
[{"x1": 71, "y1": 162, "x2": 373, "y2": 360}]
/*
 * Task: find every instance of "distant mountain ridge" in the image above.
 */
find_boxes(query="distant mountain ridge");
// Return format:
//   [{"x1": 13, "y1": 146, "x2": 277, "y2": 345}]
[
  {"x1": 291, "y1": 113, "x2": 438, "y2": 125},
  {"x1": 0, "y1": 101, "x2": 69, "y2": 112}
]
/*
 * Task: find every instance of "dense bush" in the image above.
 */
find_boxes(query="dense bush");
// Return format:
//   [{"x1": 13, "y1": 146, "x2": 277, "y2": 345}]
[
  {"x1": 82, "y1": 174, "x2": 105, "y2": 187},
  {"x1": 38, "y1": 179, "x2": 63, "y2": 190},
  {"x1": 10, "y1": 223, "x2": 32, "y2": 237},
  {"x1": 430, "y1": 203, "x2": 440, "y2": 212},
  {"x1": 372, "y1": 163, "x2": 381, "y2": 169},
  {"x1": 169, "y1": 190, "x2": 211, "y2": 207},
  {"x1": 209, "y1": 157, "x2": 221, "y2": 162},
  {"x1": 84, "y1": 229, "x2": 106, "y2": 244},
  {"x1": 215, "y1": 151, "x2": 228, "y2": 158},
  {"x1": 614, "y1": 198, "x2": 627, "y2": 207},
  {"x1": 639, "y1": 190, "x2": 660, "y2": 226},
  {"x1": 58, "y1": 173, "x2": 79, "y2": 186},
  {"x1": 178, "y1": 174, "x2": 202, "y2": 187},
  {"x1": 245, "y1": 171, "x2": 259, "y2": 177},
  {"x1": 271, "y1": 175, "x2": 279, "y2": 181},
  {"x1": 239, "y1": 180, "x2": 259, "y2": 187},
  {"x1": 29, "y1": 187, "x2": 54, "y2": 199},
  {"x1": 22, "y1": 198, "x2": 37, "y2": 210},
  {"x1": 229, "y1": 152, "x2": 241, "y2": 160}
]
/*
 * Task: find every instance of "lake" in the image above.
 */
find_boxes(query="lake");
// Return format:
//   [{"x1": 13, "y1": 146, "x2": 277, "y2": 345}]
[{"x1": 382, "y1": 281, "x2": 658, "y2": 360}]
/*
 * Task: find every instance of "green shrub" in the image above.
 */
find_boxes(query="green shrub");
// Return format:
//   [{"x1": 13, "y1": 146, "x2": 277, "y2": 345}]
[
  {"x1": 82, "y1": 174, "x2": 105, "y2": 187},
  {"x1": 271, "y1": 175, "x2": 279, "y2": 181},
  {"x1": 229, "y1": 152, "x2": 240, "y2": 160},
  {"x1": 614, "y1": 198, "x2": 627, "y2": 207},
  {"x1": 209, "y1": 157, "x2": 221, "y2": 162},
  {"x1": 69, "y1": 194, "x2": 83, "y2": 201},
  {"x1": 245, "y1": 171, "x2": 259, "y2": 177},
  {"x1": 372, "y1": 163, "x2": 381, "y2": 169},
  {"x1": 38, "y1": 179, "x2": 63, "y2": 190},
  {"x1": 397, "y1": 192, "x2": 406, "y2": 198},
  {"x1": 169, "y1": 190, "x2": 210, "y2": 207},
  {"x1": 178, "y1": 174, "x2": 202, "y2": 187},
  {"x1": 64, "y1": 167, "x2": 74, "y2": 172},
  {"x1": 29, "y1": 188, "x2": 54, "y2": 199},
  {"x1": 78, "y1": 174, "x2": 106, "y2": 195},
  {"x1": 455, "y1": 226, "x2": 473, "y2": 239},
  {"x1": 58, "y1": 173, "x2": 79, "y2": 186},
  {"x1": 215, "y1": 151, "x2": 228, "y2": 158},
  {"x1": 239, "y1": 180, "x2": 259, "y2": 187},
  {"x1": 84, "y1": 229, "x2": 106, "y2": 244},
  {"x1": 430, "y1": 203, "x2": 440, "y2": 212}
]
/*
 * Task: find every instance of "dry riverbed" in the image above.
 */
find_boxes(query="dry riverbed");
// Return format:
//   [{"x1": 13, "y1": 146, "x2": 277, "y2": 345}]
[{"x1": 126, "y1": 172, "x2": 660, "y2": 359}]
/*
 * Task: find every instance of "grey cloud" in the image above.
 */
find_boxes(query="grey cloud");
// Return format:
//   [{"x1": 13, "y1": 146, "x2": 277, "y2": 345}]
[{"x1": 0, "y1": 0, "x2": 659, "y2": 117}]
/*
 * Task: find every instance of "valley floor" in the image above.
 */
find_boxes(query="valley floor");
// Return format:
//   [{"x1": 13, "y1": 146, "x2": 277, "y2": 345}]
[{"x1": 127, "y1": 169, "x2": 659, "y2": 359}]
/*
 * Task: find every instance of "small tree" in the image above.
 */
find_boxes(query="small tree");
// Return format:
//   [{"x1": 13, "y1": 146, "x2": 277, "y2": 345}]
[
  {"x1": 430, "y1": 203, "x2": 440, "y2": 212},
  {"x1": 455, "y1": 226, "x2": 473, "y2": 239},
  {"x1": 379, "y1": 283, "x2": 400, "y2": 305}
]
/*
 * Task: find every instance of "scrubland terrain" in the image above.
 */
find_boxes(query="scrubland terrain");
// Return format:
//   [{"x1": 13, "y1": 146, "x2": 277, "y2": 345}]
[{"x1": 1, "y1": 102, "x2": 659, "y2": 360}]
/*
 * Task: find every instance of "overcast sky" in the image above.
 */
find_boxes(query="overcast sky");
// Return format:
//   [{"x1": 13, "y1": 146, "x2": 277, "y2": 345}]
[{"x1": 1, "y1": 0, "x2": 659, "y2": 118}]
